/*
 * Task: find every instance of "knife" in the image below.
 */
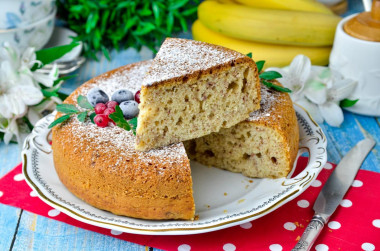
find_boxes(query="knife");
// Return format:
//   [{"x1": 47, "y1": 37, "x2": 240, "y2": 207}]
[{"x1": 292, "y1": 138, "x2": 376, "y2": 251}]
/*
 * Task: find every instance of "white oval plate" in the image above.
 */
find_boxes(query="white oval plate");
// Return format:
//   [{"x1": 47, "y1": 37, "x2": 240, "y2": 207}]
[{"x1": 22, "y1": 105, "x2": 327, "y2": 235}]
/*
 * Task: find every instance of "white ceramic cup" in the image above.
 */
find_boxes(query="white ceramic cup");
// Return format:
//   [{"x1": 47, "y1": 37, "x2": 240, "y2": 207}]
[
  {"x1": 329, "y1": 14, "x2": 380, "y2": 116},
  {"x1": 0, "y1": 0, "x2": 54, "y2": 29},
  {"x1": 0, "y1": 5, "x2": 56, "y2": 51}
]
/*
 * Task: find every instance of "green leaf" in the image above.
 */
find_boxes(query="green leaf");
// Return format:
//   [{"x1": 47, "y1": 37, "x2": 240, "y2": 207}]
[
  {"x1": 77, "y1": 111, "x2": 87, "y2": 123},
  {"x1": 109, "y1": 105, "x2": 131, "y2": 131},
  {"x1": 169, "y1": 0, "x2": 189, "y2": 10},
  {"x1": 56, "y1": 104, "x2": 79, "y2": 114},
  {"x1": 140, "y1": 9, "x2": 152, "y2": 16},
  {"x1": 134, "y1": 22, "x2": 155, "y2": 36},
  {"x1": 41, "y1": 88, "x2": 59, "y2": 98},
  {"x1": 262, "y1": 81, "x2": 292, "y2": 93},
  {"x1": 53, "y1": 74, "x2": 78, "y2": 86},
  {"x1": 35, "y1": 43, "x2": 80, "y2": 67},
  {"x1": 152, "y1": 2, "x2": 161, "y2": 26},
  {"x1": 48, "y1": 114, "x2": 71, "y2": 129},
  {"x1": 89, "y1": 112, "x2": 96, "y2": 124},
  {"x1": 77, "y1": 95, "x2": 94, "y2": 110},
  {"x1": 256, "y1": 60, "x2": 265, "y2": 73},
  {"x1": 259, "y1": 71, "x2": 282, "y2": 80},
  {"x1": 340, "y1": 99, "x2": 359, "y2": 108},
  {"x1": 246, "y1": 52, "x2": 252, "y2": 59},
  {"x1": 167, "y1": 12, "x2": 174, "y2": 33},
  {"x1": 57, "y1": 92, "x2": 69, "y2": 101},
  {"x1": 129, "y1": 117, "x2": 138, "y2": 130},
  {"x1": 182, "y1": 6, "x2": 198, "y2": 16},
  {"x1": 101, "y1": 46, "x2": 111, "y2": 61}
]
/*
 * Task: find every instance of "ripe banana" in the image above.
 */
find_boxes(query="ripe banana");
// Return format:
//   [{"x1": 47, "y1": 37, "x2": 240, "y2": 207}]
[
  {"x1": 198, "y1": 1, "x2": 341, "y2": 46},
  {"x1": 192, "y1": 20, "x2": 331, "y2": 68},
  {"x1": 235, "y1": 0, "x2": 333, "y2": 14}
]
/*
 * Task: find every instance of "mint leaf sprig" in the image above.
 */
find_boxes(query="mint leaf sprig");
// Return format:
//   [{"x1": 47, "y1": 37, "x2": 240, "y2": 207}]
[
  {"x1": 48, "y1": 95, "x2": 94, "y2": 129},
  {"x1": 246, "y1": 53, "x2": 292, "y2": 93},
  {"x1": 108, "y1": 106, "x2": 138, "y2": 135}
]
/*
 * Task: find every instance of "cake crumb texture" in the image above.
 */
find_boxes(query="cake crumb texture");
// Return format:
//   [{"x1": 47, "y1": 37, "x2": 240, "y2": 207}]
[
  {"x1": 136, "y1": 38, "x2": 260, "y2": 151},
  {"x1": 184, "y1": 84, "x2": 299, "y2": 179}
]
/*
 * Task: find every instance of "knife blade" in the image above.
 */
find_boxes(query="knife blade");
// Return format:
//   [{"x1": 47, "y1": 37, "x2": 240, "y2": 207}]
[{"x1": 292, "y1": 138, "x2": 376, "y2": 251}]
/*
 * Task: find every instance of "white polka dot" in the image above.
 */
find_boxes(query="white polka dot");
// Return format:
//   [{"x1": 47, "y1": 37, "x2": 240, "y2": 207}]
[
  {"x1": 269, "y1": 244, "x2": 283, "y2": 251},
  {"x1": 373, "y1": 219, "x2": 380, "y2": 228},
  {"x1": 178, "y1": 244, "x2": 191, "y2": 251},
  {"x1": 311, "y1": 180, "x2": 322, "y2": 187},
  {"x1": 315, "y1": 244, "x2": 329, "y2": 251},
  {"x1": 0, "y1": 191, "x2": 3, "y2": 197},
  {"x1": 240, "y1": 222, "x2": 252, "y2": 229},
  {"x1": 328, "y1": 221, "x2": 341, "y2": 230},
  {"x1": 324, "y1": 163, "x2": 333, "y2": 170},
  {"x1": 361, "y1": 242, "x2": 375, "y2": 251},
  {"x1": 13, "y1": 173, "x2": 24, "y2": 181},
  {"x1": 297, "y1": 199, "x2": 310, "y2": 208},
  {"x1": 352, "y1": 180, "x2": 363, "y2": 187},
  {"x1": 223, "y1": 243, "x2": 236, "y2": 251},
  {"x1": 30, "y1": 190, "x2": 38, "y2": 197},
  {"x1": 284, "y1": 222, "x2": 296, "y2": 231},
  {"x1": 340, "y1": 199, "x2": 352, "y2": 207},
  {"x1": 110, "y1": 229, "x2": 122, "y2": 235},
  {"x1": 47, "y1": 209, "x2": 60, "y2": 217}
]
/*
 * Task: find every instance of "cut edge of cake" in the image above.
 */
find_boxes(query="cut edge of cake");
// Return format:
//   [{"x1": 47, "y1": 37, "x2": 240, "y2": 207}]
[
  {"x1": 135, "y1": 38, "x2": 261, "y2": 151},
  {"x1": 184, "y1": 83, "x2": 299, "y2": 179}
]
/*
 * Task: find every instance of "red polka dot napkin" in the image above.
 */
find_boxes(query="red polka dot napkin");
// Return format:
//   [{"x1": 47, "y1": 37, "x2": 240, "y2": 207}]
[{"x1": 0, "y1": 157, "x2": 379, "y2": 251}]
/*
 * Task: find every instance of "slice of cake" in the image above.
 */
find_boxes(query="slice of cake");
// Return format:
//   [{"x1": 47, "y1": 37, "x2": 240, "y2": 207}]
[
  {"x1": 184, "y1": 83, "x2": 299, "y2": 179},
  {"x1": 135, "y1": 38, "x2": 260, "y2": 151},
  {"x1": 52, "y1": 61, "x2": 195, "y2": 220}
]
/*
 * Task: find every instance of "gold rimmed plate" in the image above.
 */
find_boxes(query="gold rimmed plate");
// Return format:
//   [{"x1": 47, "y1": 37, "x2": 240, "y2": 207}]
[{"x1": 22, "y1": 105, "x2": 327, "y2": 235}]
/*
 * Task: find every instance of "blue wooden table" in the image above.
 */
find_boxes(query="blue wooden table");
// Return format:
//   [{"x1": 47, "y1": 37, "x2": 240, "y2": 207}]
[{"x1": 1, "y1": 1, "x2": 379, "y2": 250}]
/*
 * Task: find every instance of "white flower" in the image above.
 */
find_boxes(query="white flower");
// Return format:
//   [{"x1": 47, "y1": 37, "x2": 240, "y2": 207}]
[
  {"x1": 267, "y1": 54, "x2": 357, "y2": 127},
  {"x1": 0, "y1": 117, "x2": 19, "y2": 144},
  {"x1": 0, "y1": 60, "x2": 44, "y2": 119},
  {"x1": 267, "y1": 54, "x2": 311, "y2": 102},
  {"x1": 0, "y1": 43, "x2": 61, "y2": 144},
  {"x1": 19, "y1": 46, "x2": 59, "y2": 88},
  {"x1": 302, "y1": 67, "x2": 357, "y2": 127}
]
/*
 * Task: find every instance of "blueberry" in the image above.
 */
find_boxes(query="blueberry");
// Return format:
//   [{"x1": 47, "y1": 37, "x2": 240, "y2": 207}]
[
  {"x1": 119, "y1": 100, "x2": 139, "y2": 119},
  {"x1": 111, "y1": 89, "x2": 134, "y2": 104},
  {"x1": 87, "y1": 87, "x2": 109, "y2": 107}
]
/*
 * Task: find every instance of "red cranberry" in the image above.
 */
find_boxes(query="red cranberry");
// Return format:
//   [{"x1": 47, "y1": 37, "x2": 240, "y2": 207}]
[
  {"x1": 94, "y1": 114, "x2": 109, "y2": 127},
  {"x1": 134, "y1": 90, "x2": 141, "y2": 104},
  {"x1": 106, "y1": 100, "x2": 118, "y2": 109},
  {"x1": 103, "y1": 107, "x2": 115, "y2": 116},
  {"x1": 94, "y1": 103, "x2": 107, "y2": 114}
]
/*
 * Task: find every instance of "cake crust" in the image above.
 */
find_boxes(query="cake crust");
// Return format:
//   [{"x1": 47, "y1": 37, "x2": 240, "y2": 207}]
[{"x1": 52, "y1": 61, "x2": 195, "y2": 220}]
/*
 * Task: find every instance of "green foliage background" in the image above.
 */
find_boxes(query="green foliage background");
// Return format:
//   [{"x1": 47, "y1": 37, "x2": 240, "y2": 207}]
[{"x1": 56, "y1": 0, "x2": 201, "y2": 60}]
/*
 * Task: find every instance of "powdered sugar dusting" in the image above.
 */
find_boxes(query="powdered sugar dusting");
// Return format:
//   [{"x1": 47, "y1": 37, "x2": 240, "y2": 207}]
[
  {"x1": 70, "y1": 118, "x2": 187, "y2": 167},
  {"x1": 143, "y1": 38, "x2": 246, "y2": 86},
  {"x1": 75, "y1": 61, "x2": 152, "y2": 101},
  {"x1": 248, "y1": 85, "x2": 283, "y2": 121},
  {"x1": 66, "y1": 60, "x2": 187, "y2": 167}
]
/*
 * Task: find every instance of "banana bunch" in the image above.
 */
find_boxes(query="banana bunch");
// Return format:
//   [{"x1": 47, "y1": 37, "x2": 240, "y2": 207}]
[{"x1": 192, "y1": 0, "x2": 341, "y2": 68}]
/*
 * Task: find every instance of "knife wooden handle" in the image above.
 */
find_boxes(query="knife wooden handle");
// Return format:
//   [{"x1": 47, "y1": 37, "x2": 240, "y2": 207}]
[{"x1": 292, "y1": 215, "x2": 326, "y2": 251}]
